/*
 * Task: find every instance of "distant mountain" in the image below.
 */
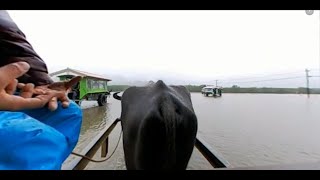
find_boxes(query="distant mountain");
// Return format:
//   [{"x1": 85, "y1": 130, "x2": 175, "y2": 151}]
[
  {"x1": 106, "y1": 74, "x2": 198, "y2": 86},
  {"x1": 102, "y1": 73, "x2": 148, "y2": 86},
  {"x1": 100, "y1": 70, "x2": 320, "y2": 88}
]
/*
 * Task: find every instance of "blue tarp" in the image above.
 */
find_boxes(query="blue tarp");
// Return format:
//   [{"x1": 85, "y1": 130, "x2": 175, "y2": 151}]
[{"x1": 0, "y1": 101, "x2": 82, "y2": 170}]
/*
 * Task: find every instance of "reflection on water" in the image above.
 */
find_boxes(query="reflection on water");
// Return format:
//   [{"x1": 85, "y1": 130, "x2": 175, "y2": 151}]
[
  {"x1": 193, "y1": 93, "x2": 320, "y2": 168},
  {"x1": 64, "y1": 93, "x2": 320, "y2": 170},
  {"x1": 77, "y1": 105, "x2": 109, "y2": 150},
  {"x1": 63, "y1": 99, "x2": 125, "y2": 169},
  {"x1": 62, "y1": 102, "x2": 111, "y2": 168}
]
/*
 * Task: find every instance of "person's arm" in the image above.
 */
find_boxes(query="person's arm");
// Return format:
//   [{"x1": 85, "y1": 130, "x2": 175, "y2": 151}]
[{"x1": 0, "y1": 10, "x2": 53, "y2": 86}]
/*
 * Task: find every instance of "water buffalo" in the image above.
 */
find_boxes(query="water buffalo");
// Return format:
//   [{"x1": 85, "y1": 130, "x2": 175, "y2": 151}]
[{"x1": 113, "y1": 80, "x2": 198, "y2": 170}]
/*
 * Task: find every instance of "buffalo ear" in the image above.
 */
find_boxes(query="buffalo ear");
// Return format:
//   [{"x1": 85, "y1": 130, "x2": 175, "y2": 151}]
[{"x1": 65, "y1": 76, "x2": 82, "y2": 89}]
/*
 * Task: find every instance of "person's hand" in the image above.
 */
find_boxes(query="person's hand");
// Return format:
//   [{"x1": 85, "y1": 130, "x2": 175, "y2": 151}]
[
  {"x1": 33, "y1": 76, "x2": 82, "y2": 111},
  {"x1": 0, "y1": 62, "x2": 65, "y2": 111}
]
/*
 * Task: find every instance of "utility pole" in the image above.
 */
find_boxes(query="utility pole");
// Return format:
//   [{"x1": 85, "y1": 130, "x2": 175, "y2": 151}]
[
  {"x1": 305, "y1": 10, "x2": 320, "y2": 88},
  {"x1": 215, "y1": 80, "x2": 218, "y2": 87},
  {"x1": 306, "y1": 69, "x2": 310, "y2": 97}
]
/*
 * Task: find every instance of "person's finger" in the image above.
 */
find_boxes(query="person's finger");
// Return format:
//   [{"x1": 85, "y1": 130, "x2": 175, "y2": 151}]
[
  {"x1": 20, "y1": 83, "x2": 35, "y2": 98},
  {"x1": 17, "y1": 83, "x2": 26, "y2": 89},
  {"x1": 5, "y1": 79, "x2": 18, "y2": 95},
  {"x1": 0, "y1": 62, "x2": 30, "y2": 90},
  {"x1": 33, "y1": 85, "x2": 49, "y2": 95},
  {"x1": 48, "y1": 97, "x2": 58, "y2": 111},
  {"x1": 60, "y1": 95, "x2": 70, "y2": 108},
  {"x1": 25, "y1": 91, "x2": 64, "y2": 110},
  {"x1": 52, "y1": 90, "x2": 70, "y2": 108},
  {"x1": 34, "y1": 85, "x2": 49, "y2": 90},
  {"x1": 0, "y1": 92, "x2": 57, "y2": 111},
  {"x1": 33, "y1": 88, "x2": 47, "y2": 95},
  {"x1": 61, "y1": 101, "x2": 70, "y2": 108}
]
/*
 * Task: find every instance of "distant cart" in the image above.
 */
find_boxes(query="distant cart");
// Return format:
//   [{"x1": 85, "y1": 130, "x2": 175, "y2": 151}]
[
  {"x1": 201, "y1": 86, "x2": 222, "y2": 97},
  {"x1": 50, "y1": 68, "x2": 112, "y2": 106}
]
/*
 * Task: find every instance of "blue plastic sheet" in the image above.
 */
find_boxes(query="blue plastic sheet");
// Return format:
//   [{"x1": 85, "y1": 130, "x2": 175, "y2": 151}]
[{"x1": 0, "y1": 101, "x2": 82, "y2": 170}]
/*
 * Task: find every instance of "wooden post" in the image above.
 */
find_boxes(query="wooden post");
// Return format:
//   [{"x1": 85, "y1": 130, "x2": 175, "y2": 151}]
[{"x1": 101, "y1": 138, "x2": 109, "y2": 157}]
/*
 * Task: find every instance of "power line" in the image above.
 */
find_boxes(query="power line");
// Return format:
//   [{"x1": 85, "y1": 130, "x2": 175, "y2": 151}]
[
  {"x1": 309, "y1": 75, "x2": 320, "y2": 77},
  {"x1": 217, "y1": 70, "x2": 305, "y2": 82},
  {"x1": 309, "y1": 68, "x2": 320, "y2": 71},
  {"x1": 220, "y1": 76, "x2": 305, "y2": 84}
]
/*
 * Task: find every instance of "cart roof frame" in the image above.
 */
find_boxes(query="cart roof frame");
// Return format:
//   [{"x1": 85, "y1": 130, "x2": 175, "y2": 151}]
[{"x1": 50, "y1": 67, "x2": 112, "y2": 81}]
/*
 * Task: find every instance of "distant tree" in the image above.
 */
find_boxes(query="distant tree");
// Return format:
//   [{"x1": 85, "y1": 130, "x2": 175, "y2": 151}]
[{"x1": 231, "y1": 85, "x2": 240, "y2": 88}]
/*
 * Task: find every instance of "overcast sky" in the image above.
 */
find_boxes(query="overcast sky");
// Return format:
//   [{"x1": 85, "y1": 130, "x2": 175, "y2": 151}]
[{"x1": 7, "y1": 10, "x2": 320, "y2": 87}]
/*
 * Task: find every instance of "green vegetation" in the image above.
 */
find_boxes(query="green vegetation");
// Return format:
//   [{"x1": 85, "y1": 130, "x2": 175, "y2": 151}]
[
  {"x1": 185, "y1": 85, "x2": 320, "y2": 94},
  {"x1": 108, "y1": 84, "x2": 320, "y2": 94},
  {"x1": 221, "y1": 87, "x2": 320, "y2": 94},
  {"x1": 108, "y1": 85, "x2": 131, "y2": 92}
]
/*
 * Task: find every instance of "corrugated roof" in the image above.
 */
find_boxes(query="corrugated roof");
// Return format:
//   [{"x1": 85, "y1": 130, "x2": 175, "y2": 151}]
[{"x1": 49, "y1": 68, "x2": 112, "y2": 81}]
